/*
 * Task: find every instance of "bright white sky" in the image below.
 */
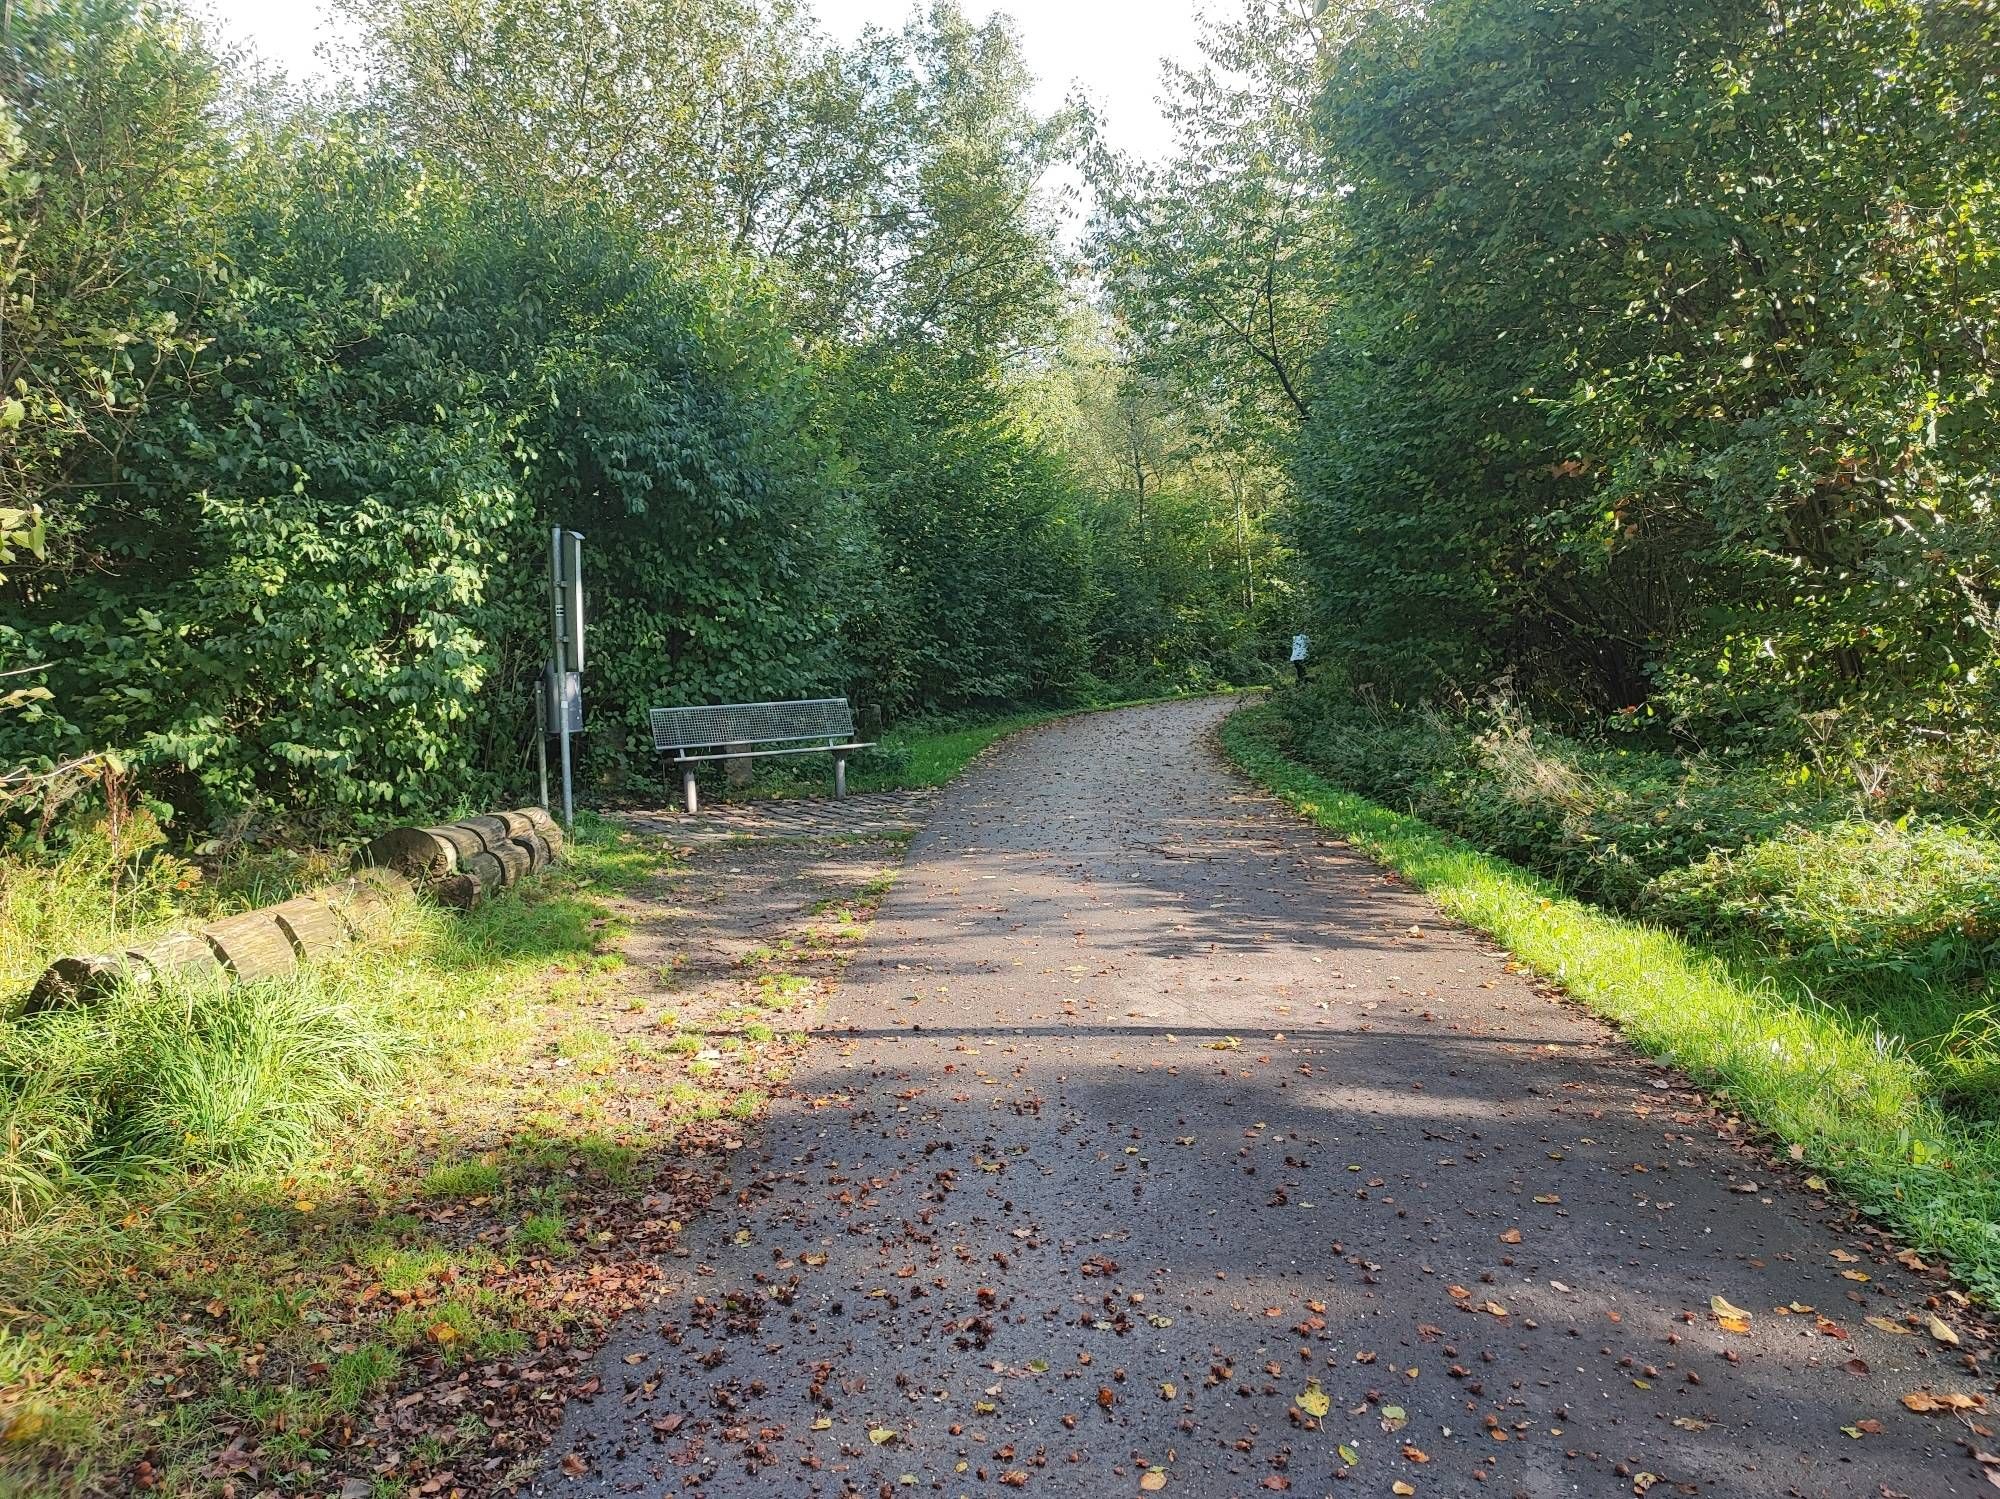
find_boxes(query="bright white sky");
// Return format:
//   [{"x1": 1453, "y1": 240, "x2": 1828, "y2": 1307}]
[{"x1": 201, "y1": 0, "x2": 1205, "y2": 162}]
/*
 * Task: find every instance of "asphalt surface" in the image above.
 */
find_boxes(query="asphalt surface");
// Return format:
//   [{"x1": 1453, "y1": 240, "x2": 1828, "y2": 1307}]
[{"x1": 537, "y1": 697, "x2": 1987, "y2": 1499}]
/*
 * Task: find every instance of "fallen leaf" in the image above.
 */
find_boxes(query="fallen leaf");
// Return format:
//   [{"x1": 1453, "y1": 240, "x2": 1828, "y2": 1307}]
[
  {"x1": 1929, "y1": 1315, "x2": 1961, "y2": 1347},
  {"x1": 1903, "y1": 1391, "x2": 1986, "y2": 1414},
  {"x1": 1840, "y1": 1269, "x2": 1871, "y2": 1282},
  {"x1": 1261, "y1": 1478, "x2": 1291, "y2": 1491},
  {"x1": 1709, "y1": 1294, "x2": 1751, "y2": 1334},
  {"x1": 1140, "y1": 1472, "x2": 1168, "y2": 1493},
  {"x1": 1865, "y1": 1315, "x2": 1910, "y2": 1336},
  {"x1": 1296, "y1": 1382, "x2": 1331, "y2": 1419},
  {"x1": 869, "y1": 1426, "x2": 898, "y2": 1445},
  {"x1": 1337, "y1": 1442, "x2": 1360, "y2": 1466},
  {"x1": 1498, "y1": 1228, "x2": 1522, "y2": 1245},
  {"x1": 560, "y1": 1452, "x2": 588, "y2": 1476},
  {"x1": 1393, "y1": 1484, "x2": 1416, "y2": 1497},
  {"x1": 1402, "y1": 1444, "x2": 1430, "y2": 1462}
]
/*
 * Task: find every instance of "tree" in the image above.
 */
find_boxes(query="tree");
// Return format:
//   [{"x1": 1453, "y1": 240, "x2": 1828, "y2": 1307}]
[
  {"x1": 1296, "y1": 0, "x2": 2000, "y2": 734},
  {"x1": 1088, "y1": 0, "x2": 1349, "y2": 459}
]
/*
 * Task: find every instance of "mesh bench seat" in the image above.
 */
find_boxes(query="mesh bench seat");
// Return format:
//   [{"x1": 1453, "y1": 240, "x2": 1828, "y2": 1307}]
[{"x1": 648, "y1": 698, "x2": 873, "y2": 812}]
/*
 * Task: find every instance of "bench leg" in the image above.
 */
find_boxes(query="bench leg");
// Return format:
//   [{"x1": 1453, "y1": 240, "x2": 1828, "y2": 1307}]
[
  {"x1": 834, "y1": 754, "x2": 848, "y2": 799},
  {"x1": 682, "y1": 764, "x2": 699, "y2": 814}
]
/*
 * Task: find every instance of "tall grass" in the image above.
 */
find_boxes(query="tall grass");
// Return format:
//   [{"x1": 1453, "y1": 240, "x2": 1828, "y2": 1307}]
[
  {"x1": 1224, "y1": 705, "x2": 2000, "y2": 1303},
  {"x1": 0, "y1": 812, "x2": 642, "y2": 1237}
]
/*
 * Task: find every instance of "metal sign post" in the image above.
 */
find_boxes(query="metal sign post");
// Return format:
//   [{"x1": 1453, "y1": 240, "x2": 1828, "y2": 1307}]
[{"x1": 546, "y1": 528, "x2": 585, "y2": 830}]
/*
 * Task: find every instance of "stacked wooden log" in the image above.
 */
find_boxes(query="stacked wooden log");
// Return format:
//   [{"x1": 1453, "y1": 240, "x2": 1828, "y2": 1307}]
[
  {"x1": 355, "y1": 806, "x2": 564, "y2": 910},
  {"x1": 17, "y1": 805, "x2": 567, "y2": 1016},
  {"x1": 22, "y1": 867, "x2": 411, "y2": 1015}
]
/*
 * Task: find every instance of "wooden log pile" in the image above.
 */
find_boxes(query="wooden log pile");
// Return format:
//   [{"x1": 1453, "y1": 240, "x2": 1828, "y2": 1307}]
[
  {"x1": 17, "y1": 806, "x2": 566, "y2": 1015},
  {"x1": 354, "y1": 806, "x2": 564, "y2": 909},
  {"x1": 22, "y1": 867, "x2": 411, "y2": 1014}
]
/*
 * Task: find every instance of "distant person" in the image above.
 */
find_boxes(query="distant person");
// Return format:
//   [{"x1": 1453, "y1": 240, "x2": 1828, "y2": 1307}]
[{"x1": 1290, "y1": 631, "x2": 1309, "y2": 684}]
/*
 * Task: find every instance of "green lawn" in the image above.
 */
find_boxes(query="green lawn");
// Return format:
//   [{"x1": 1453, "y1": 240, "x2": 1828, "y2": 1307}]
[{"x1": 1222, "y1": 703, "x2": 2000, "y2": 1305}]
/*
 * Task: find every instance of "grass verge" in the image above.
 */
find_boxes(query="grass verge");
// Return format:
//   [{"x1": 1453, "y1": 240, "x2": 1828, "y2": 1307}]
[
  {"x1": 0, "y1": 812, "x2": 662, "y2": 1493},
  {"x1": 1222, "y1": 703, "x2": 2000, "y2": 1303}
]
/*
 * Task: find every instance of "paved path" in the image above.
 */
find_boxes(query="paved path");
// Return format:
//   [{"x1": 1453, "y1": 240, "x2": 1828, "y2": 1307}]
[
  {"x1": 620, "y1": 790, "x2": 937, "y2": 846},
  {"x1": 540, "y1": 698, "x2": 1983, "y2": 1499}
]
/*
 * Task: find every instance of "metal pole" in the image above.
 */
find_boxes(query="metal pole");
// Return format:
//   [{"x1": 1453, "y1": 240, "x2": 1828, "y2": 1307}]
[
  {"x1": 550, "y1": 528, "x2": 575, "y2": 831},
  {"x1": 536, "y1": 672, "x2": 550, "y2": 812}
]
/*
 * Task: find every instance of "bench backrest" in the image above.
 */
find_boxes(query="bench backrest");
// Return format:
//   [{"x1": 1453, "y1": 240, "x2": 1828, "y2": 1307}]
[{"x1": 649, "y1": 697, "x2": 855, "y2": 753}]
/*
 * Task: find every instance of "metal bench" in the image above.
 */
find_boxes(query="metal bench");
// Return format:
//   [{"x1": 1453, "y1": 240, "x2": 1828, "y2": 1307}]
[{"x1": 648, "y1": 698, "x2": 874, "y2": 813}]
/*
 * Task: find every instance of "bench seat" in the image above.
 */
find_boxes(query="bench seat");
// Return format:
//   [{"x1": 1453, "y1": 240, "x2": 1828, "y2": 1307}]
[{"x1": 648, "y1": 698, "x2": 873, "y2": 812}]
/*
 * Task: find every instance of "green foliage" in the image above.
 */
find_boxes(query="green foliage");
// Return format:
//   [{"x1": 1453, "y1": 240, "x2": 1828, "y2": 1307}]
[
  {"x1": 1273, "y1": 688, "x2": 1820, "y2": 907},
  {"x1": 829, "y1": 348, "x2": 1092, "y2": 713},
  {"x1": 1, "y1": 0, "x2": 1265, "y2": 840},
  {"x1": 1293, "y1": 0, "x2": 2000, "y2": 735},
  {"x1": 1648, "y1": 819, "x2": 2000, "y2": 989}
]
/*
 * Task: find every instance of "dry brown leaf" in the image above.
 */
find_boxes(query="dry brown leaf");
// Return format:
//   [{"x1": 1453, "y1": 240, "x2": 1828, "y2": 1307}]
[{"x1": 1903, "y1": 1391, "x2": 1986, "y2": 1414}]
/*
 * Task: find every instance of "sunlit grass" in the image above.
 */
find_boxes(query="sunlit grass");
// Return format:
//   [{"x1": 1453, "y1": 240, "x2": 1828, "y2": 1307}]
[{"x1": 0, "y1": 811, "x2": 652, "y2": 1488}]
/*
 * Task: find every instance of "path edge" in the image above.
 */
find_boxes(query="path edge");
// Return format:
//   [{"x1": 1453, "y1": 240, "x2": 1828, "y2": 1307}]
[{"x1": 1217, "y1": 698, "x2": 1999, "y2": 1310}]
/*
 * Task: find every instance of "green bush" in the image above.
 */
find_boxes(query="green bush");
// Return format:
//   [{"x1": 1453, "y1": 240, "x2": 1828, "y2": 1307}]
[
  {"x1": 1274, "y1": 690, "x2": 1825, "y2": 909},
  {"x1": 1646, "y1": 819, "x2": 2000, "y2": 987}
]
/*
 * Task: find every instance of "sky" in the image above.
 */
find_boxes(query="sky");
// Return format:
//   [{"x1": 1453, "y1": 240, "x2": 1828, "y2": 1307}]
[{"x1": 202, "y1": 0, "x2": 1206, "y2": 162}]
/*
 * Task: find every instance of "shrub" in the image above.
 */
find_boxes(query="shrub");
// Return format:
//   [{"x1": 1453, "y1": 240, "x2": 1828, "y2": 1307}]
[{"x1": 1646, "y1": 819, "x2": 2000, "y2": 987}]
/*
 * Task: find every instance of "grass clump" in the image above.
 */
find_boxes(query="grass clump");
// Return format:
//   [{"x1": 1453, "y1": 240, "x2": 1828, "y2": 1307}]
[
  {"x1": 512, "y1": 1212, "x2": 569, "y2": 1256},
  {"x1": 327, "y1": 1344, "x2": 402, "y2": 1412},
  {"x1": 418, "y1": 1159, "x2": 502, "y2": 1200},
  {"x1": 1225, "y1": 703, "x2": 2000, "y2": 1301}
]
